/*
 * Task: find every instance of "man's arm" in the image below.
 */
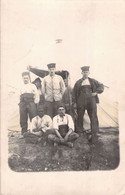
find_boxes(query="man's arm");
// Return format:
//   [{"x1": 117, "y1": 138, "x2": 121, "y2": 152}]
[
  {"x1": 41, "y1": 78, "x2": 46, "y2": 98},
  {"x1": 94, "y1": 79, "x2": 104, "y2": 94},
  {"x1": 64, "y1": 128, "x2": 73, "y2": 141},
  {"x1": 42, "y1": 116, "x2": 53, "y2": 132},
  {"x1": 33, "y1": 84, "x2": 40, "y2": 104},
  {"x1": 64, "y1": 115, "x2": 74, "y2": 141},
  {"x1": 53, "y1": 116, "x2": 64, "y2": 140},
  {"x1": 60, "y1": 76, "x2": 65, "y2": 95}
]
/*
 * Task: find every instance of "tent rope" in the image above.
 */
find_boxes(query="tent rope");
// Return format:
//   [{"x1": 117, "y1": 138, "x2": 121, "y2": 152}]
[{"x1": 98, "y1": 104, "x2": 118, "y2": 125}]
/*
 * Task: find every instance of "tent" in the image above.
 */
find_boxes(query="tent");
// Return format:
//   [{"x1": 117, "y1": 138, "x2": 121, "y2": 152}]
[{"x1": 8, "y1": 67, "x2": 118, "y2": 131}]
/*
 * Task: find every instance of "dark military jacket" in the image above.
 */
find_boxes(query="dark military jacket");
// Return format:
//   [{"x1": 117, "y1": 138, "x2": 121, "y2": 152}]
[{"x1": 73, "y1": 77, "x2": 104, "y2": 104}]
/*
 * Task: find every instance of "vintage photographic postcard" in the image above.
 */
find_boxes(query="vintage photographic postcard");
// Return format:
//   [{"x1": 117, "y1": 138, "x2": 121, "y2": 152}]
[{"x1": 1, "y1": 0, "x2": 125, "y2": 194}]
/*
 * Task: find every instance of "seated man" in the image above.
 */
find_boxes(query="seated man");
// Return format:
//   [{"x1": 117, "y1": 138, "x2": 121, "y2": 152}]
[
  {"x1": 24, "y1": 106, "x2": 53, "y2": 144},
  {"x1": 48, "y1": 104, "x2": 79, "y2": 148}
]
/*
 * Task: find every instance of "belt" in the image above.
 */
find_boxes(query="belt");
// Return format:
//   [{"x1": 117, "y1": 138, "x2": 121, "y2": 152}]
[{"x1": 20, "y1": 97, "x2": 34, "y2": 102}]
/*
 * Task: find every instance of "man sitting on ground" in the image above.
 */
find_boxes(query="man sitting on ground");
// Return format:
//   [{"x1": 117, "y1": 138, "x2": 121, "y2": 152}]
[
  {"x1": 48, "y1": 104, "x2": 79, "y2": 148},
  {"x1": 24, "y1": 106, "x2": 53, "y2": 144}
]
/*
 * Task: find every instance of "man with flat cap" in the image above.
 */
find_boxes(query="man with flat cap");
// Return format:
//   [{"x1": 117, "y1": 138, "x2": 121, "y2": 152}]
[
  {"x1": 73, "y1": 66, "x2": 104, "y2": 143},
  {"x1": 42, "y1": 63, "x2": 65, "y2": 118},
  {"x1": 19, "y1": 71, "x2": 39, "y2": 135}
]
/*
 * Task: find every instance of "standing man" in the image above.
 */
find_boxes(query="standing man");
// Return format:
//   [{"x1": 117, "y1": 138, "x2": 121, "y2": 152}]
[
  {"x1": 42, "y1": 63, "x2": 65, "y2": 118},
  {"x1": 48, "y1": 104, "x2": 79, "y2": 147},
  {"x1": 62, "y1": 71, "x2": 73, "y2": 115},
  {"x1": 32, "y1": 77, "x2": 45, "y2": 106},
  {"x1": 73, "y1": 66, "x2": 104, "y2": 142},
  {"x1": 19, "y1": 71, "x2": 39, "y2": 135}
]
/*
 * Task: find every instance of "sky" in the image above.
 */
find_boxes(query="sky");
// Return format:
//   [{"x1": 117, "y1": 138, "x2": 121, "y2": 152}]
[{"x1": 1, "y1": 0, "x2": 125, "y2": 100}]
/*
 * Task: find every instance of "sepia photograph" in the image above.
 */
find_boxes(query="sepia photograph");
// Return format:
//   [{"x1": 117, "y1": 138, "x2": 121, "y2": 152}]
[{"x1": 1, "y1": 0, "x2": 125, "y2": 194}]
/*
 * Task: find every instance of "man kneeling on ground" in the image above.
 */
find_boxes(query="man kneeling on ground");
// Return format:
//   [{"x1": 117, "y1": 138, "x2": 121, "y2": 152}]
[
  {"x1": 48, "y1": 104, "x2": 79, "y2": 148},
  {"x1": 23, "y1": 106, "x2": 53, "y2": 144}
]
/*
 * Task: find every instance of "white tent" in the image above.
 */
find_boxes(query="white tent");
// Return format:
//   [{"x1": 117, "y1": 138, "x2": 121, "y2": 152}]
[{"x1": 8, "y1": 84, "x2": 118, "y2": 131}]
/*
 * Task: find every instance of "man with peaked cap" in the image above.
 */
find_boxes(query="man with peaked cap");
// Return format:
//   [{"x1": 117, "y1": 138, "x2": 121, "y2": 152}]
[
  {"x1": 48, "y1": 104, "x2": 79, "y2": 148},
  {"x1": 42, "y1": 63, "x2": 65, "y2": 118},
  {"x1": 19, "y1": 71, "x2": 39, "y2": 136},
  {"x1": 73, "y1": 66, "x2": 104, "y2": 143},
  {"x1": 23, "y1": 105, "x2": 53, "y2": 144}
]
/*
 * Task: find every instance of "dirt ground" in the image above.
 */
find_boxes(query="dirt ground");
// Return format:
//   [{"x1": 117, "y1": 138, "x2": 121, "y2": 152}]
[{"x1": 8, "y1": 128, "x2": 119, "y2": 172}]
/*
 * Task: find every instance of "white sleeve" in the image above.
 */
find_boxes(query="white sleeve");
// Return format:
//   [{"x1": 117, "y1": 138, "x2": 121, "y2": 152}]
[
  {"x1": 42, "y1": 116, "x2": 53, "y2": 132},
  {"x1": 67, "y1": 115, "x2": 74, "y2": 131},
  {"x1": 41, "y1": 78, "x2": 46, "y2": 97},
  {"x1": 33, "y1": 84, "x2": 40, "y2": 104},
  {"x1": 53, "y1": 116, "x2": 59, "y2": 130}
]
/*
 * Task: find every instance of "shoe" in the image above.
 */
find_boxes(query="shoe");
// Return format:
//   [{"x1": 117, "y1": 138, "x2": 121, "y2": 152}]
[
  {"x1": 37, "y1": 137, "x2": 43, "y2": 143},
  {"x1": 87, "y1": 134, "x2": 92, "y2": 142},
  {"x1": 67, "y1": 142, "x2": 73, "y2": 148},
  {"x1": 19, "y1": 135, "x2": 24, "y2": 139},
  {"x1": 54, "y1": 142, "x2": 58, "y2": 147},
  {"x1": 43, "y1": 141, "x2": 47, "y2": 146}
]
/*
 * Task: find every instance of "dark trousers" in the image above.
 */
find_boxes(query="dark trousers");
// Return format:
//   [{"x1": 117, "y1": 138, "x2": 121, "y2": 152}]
[
  {"x1": 24, "y1": 129, "x2": 56, "y2": 144},
  {"x1": 48, "y1": 132, "x2": 79, "y2": 143},
  {"x1": 19, "y1": 102, "x2": 37, "y2": 134},
  {"x1": 77, "y1": 97, "x2": 99, "y2": 135},
  {"x1": 44, "y1": 100, "x2": 61, "y2": 118}
]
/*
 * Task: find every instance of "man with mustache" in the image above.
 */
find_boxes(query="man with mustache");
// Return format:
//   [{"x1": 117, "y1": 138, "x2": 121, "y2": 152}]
[{"x1": 73, "y1": 66, "x2": 104, "y2": 143}]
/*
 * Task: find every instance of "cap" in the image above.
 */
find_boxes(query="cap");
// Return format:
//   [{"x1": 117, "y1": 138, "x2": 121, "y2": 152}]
[
  {"x1": 22, "y1": 71, "x2": 30, "y2": 77},
  {"x1": 81, "y1": 66, "x2": 90, "y2": 71},
  {"x1": 47, "y1": 63, "x2": 56, "y2": 69}
]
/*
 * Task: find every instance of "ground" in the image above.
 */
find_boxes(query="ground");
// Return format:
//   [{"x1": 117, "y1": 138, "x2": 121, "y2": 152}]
[{"x1": 8, "y1": 128, "x2": 119, "y2": 172}]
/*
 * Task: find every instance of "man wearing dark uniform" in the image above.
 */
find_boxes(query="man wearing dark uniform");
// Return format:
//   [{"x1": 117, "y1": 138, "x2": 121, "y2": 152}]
[
  {"x1": 73, "y1": 66, "x2": 104, "y2": 142},
  {"x1": 19, "y1": 71, "x2": 39, "y2": 135}
]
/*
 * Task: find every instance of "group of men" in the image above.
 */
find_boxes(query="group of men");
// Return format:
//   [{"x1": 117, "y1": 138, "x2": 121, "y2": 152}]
[{"x1": 19, "y1": 63, "x2": 104, "y2": 147}]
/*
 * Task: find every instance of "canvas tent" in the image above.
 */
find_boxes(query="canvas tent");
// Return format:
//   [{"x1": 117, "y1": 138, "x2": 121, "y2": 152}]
[{"x1": 8, "y1": 67, "x2": 118, "y2": 131}]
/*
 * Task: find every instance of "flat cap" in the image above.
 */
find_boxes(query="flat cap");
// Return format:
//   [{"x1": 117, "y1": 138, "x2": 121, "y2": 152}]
[
  {"x1": 47, "y1": 63, "x2": 56, "y2": 69},
  {"x1": 81, "y1": 66, "x2": 90, "y2": 71}
]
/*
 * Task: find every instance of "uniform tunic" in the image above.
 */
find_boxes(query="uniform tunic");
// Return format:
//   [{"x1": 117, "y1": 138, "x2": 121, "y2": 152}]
[{"x1": 42, "y1": 74, "x2": 65, "y2": 118}]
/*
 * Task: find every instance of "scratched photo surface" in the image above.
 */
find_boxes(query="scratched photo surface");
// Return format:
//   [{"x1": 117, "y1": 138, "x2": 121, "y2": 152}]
[{"x1": 1, "y1": 0, "x2": 125, "y2": 194}]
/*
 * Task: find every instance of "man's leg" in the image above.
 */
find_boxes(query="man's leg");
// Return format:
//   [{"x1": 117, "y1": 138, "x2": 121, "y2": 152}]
[
  {"x1": 44, "y1": 101, "x2": 53, "y2": 118},
  {"x1": 41, "y1": 129, "x2": 56, "y2": 144},
  {"x1": 28, "y1": 102, "x2": 37, "y2": 121},
  {"x1": 76, "y1": 106, "x2": 85, "y2": 132},
  {"x1": 19, "y1": 103, "x2": 28, "y2": 135},
  {"x1": 68, "y1": 132, "x2": 79, "y2": 142},
  {"x1": 23, "y1": 132, "x2": 40, "y2": 144},
  {"x1": 53, "y1": 101, "x2": 61, "y2": 117},
  {"x1": 48, "y1": 134, "x2": 73, "y2": 148},
  {"x1": 87, "y1": 98, "x2": 99, "y2": 142}
]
